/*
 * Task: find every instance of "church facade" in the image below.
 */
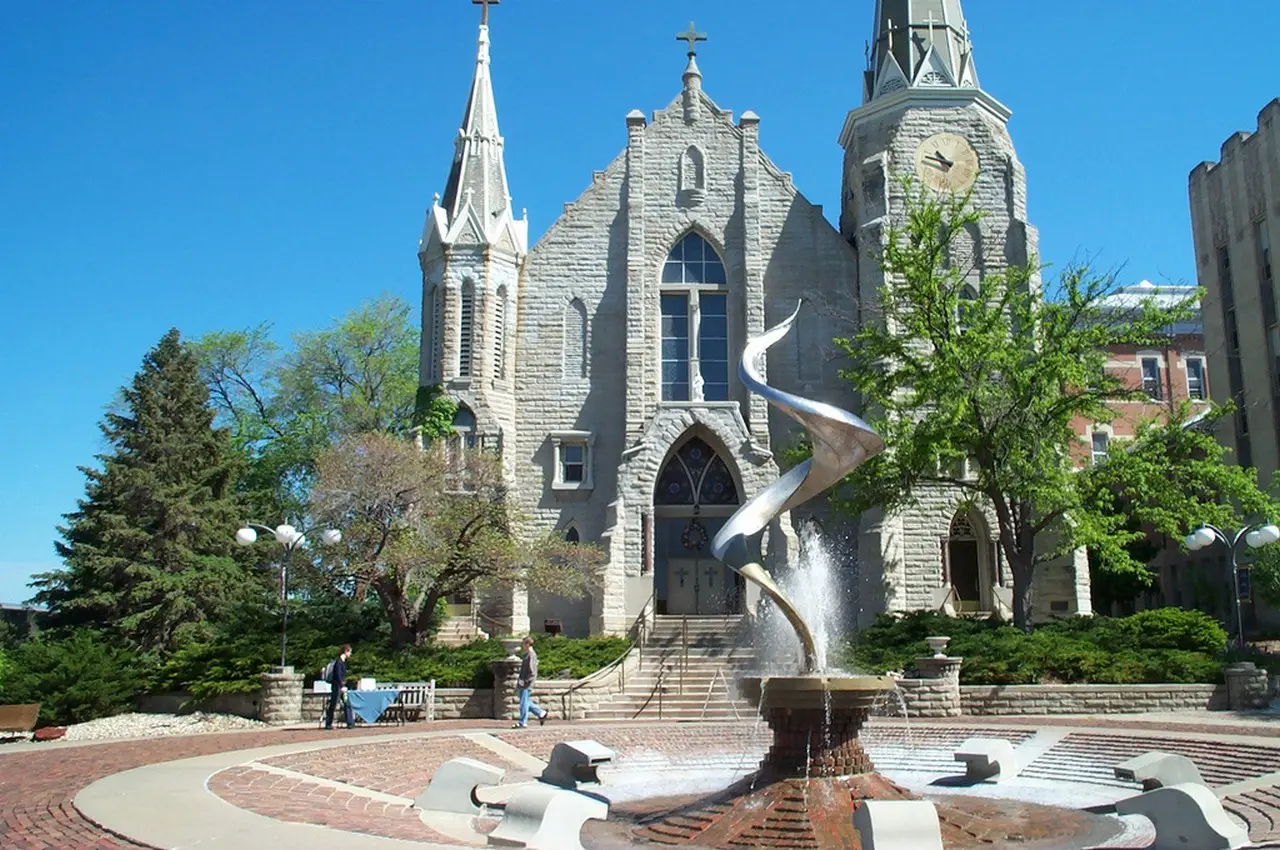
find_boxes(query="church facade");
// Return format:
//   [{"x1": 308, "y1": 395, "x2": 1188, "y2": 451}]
[{"x1": 417, "y1": 1, "x2": 1091, "y2": 638}]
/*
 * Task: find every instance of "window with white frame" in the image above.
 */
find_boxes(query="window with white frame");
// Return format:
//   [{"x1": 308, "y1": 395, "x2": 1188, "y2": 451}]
[
  {"x1": 1091, "y1": 430, "x2": 1110, "y2": 465},
  {"x1": 661, "y1": 232, "x2": 729, "y2": 402},
  {"x1": 1185, "y1": 356, "x2": 1206, "y2": 400},
  {"x1": 1140, "y1": 356, "x2": 1161, "y2": 400},
  {"x1": 550, "y1": 430, "x2": 594, "y2": 491}
]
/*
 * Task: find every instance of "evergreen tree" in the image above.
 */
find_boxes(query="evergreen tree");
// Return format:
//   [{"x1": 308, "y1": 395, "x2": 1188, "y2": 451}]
[{"x1": 32, "y1": 329, "x2": 254, "y2": 652}]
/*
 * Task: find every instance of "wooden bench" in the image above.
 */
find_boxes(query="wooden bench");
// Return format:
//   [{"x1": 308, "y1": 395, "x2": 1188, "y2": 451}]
[
  {"x1": 0, "y1": 704, "x2": 41, "y2": 734},
  {"x1": 382, "y1": 682, "x2": 436, "y2": 724}
]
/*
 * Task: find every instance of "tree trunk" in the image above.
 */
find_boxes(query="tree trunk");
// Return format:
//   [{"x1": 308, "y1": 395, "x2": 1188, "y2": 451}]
[
  {"x1": 1009, "y1": 553, "x2": 1036, "y2": 632},
  {"x1": 373, "y1": 579, "x2": 417, "y2": 650}
]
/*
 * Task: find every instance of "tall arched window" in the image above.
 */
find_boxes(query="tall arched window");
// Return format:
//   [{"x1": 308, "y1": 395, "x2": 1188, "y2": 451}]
[
  {"x1": 564, "y1": 297, "x2": 588, "y2": 379},
  {"x1": 661, "y1": 232, "x2": 728, "y2": 402},
  {"x1": 493, "y1": 286, "x2": 507, "y2": 382},
  {"x1": 459, "y1": 280, "x2": 475, "y2": 378},
  {"x1": 428, "y1": 285, "x2": 443, "y2": 382}
]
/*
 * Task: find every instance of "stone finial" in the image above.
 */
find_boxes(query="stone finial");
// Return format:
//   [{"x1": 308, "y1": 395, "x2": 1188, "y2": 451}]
[
  {"x1": 626, "y1": 108, "x2": 647, "y2": 128},
  {"x1": 739, "y1": 110, "x2": 760, "y2": 128}
]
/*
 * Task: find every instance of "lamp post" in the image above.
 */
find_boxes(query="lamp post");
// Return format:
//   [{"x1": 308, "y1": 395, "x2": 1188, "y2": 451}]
[
  {"x1": 1184, "y1": 521, "x2": 1280, "y2": 645},
  {"x1": 235, "y1": 522, "x2": 343, "y2": 668}
]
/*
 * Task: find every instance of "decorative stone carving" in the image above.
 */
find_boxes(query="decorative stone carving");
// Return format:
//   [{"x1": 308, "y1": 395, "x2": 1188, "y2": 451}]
[
  {"x1": 1114, "y1": 782, "x2": 1248, "y2": 849},
  {"x1": 415, "y1": 757, "x2": 506, "y2": 814},
  {"x1": 1113, "y1": 752, "x2": 1206, "y2": 791}
]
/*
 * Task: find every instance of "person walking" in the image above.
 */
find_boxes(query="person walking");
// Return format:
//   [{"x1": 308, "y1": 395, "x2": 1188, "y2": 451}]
[
  {"x1": 514, "y1": 636, "x2": 548, "y2": 728},
  {"x1": 324, "y1": 644, "x2": 355, "y2": 730}
]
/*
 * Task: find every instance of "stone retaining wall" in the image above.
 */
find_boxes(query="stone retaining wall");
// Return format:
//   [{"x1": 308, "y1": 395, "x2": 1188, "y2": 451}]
[{"x1": 959, "y1": 683, "x2": 1228, "y2": 715}]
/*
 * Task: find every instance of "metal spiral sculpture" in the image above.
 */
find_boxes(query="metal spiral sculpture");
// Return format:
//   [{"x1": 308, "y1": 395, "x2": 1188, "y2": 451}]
[{"x1": 711, "y1": 302, "x2": 885, "y2": 673}]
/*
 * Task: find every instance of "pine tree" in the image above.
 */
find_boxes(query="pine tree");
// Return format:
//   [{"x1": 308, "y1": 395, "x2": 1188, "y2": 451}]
[{"x1": 32, "y1": 329, "x2": 253, "y2": 652}]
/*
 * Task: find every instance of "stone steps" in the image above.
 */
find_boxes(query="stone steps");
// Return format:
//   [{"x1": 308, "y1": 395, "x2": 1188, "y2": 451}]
[
  {"x1": 1018, "y1": 733, "x2": 1280, "y2": 788},
  {"x1": 1222, "y1": 787, "x2": 1280, "y2": 841}
]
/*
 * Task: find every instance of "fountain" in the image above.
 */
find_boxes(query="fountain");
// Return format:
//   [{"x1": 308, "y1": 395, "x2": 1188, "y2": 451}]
[
  {"x1": 626, "y1": 305, "x2": 1108, "y2": 848},
  {"x1": 629, "y1": 303, "x2": 910, "y2": 846}
]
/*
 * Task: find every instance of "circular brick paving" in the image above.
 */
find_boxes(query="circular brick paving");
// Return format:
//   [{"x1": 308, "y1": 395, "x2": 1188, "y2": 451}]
[{"x1": 4, "y1": 716, "x2": 1280, "y2": 849}]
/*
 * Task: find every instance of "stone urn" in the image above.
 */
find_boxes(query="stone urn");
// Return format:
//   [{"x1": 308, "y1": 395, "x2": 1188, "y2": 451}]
[
  {"x1": 925, "y1": 636, "x2": 951, "y2": 658},
  {"x1": 500, "y1": 638, "x2": 523, "y2": 659}
]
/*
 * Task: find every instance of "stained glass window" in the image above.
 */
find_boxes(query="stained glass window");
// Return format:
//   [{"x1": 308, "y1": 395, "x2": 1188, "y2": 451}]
[
  {"x1": 662, "y1": 233, "x2": 727, "y2": 285},
  {"x1": 654, "y1": 438, "x2": 739, "y2": 506}
]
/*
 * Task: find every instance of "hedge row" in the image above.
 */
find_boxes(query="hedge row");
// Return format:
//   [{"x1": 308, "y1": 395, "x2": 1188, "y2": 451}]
[{"x1": 843, "y1": 608, "x2": 1230, "y2": 685}]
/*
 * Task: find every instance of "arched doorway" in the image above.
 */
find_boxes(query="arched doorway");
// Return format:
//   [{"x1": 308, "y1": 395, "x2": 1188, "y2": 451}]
[
  {"x1": 653, "y1": 436, "x2": 744, "y2": 615},
  {"x1": 946, "y1": 510, "x2": 990, "y2": 613}
]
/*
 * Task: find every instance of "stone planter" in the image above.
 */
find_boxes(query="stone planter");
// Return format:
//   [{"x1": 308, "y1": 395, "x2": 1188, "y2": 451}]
[
  {"x1": 500, "y1": 638, "x2": 523, "y2": 659},
  {"x1": 925, "y1": 636, "x2": 951, "y2": 658}
]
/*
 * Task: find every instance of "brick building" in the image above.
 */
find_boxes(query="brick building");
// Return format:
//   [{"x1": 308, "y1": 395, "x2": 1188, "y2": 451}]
[{"x1": 416, "y1": 2, "x2": 1090, "y2": 637}]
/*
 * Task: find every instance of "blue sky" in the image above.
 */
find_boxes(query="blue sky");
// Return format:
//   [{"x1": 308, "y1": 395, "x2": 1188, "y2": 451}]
[{"x1": 0, "y1": 1, "x2": 1274, "y2": 603}]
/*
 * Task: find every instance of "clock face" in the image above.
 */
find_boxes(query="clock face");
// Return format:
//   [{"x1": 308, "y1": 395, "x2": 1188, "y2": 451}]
[{"x1": 914, "y1": 132, "x2": 980, "y2": 193}]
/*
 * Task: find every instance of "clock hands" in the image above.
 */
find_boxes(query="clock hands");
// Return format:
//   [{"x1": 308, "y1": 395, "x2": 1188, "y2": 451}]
[{"x1": 925, "y1": 150, "x2": 954, "y2": 170}]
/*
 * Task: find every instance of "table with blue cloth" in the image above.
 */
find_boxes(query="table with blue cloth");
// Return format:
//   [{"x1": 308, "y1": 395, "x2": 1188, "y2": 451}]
[{"x1": 346, "y1": 689, "x2": 401, "y2": 725}]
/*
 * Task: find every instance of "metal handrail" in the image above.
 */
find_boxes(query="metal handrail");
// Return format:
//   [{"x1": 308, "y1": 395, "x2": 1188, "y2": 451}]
[
  {"x1": 681, "y1": 615, "x2": 689, "y2": 696},
  {"x1": 554, "y1": 592, "x2": 655, "y2": 719},
  {"x1": 631, "y1": 654, "x2": 673, "y2": 720},
  {"x1": 698, "y1": 668, "x2": 741, "y2": 722}
]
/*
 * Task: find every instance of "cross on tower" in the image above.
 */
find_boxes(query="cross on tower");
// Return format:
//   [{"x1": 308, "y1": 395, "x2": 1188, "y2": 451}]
[
  {"x1": 676, "y1": 21, "x2": 708, "y2": 56},
  {"x1": 472, "y1": 0, "x2": 498, "y2": 26}
]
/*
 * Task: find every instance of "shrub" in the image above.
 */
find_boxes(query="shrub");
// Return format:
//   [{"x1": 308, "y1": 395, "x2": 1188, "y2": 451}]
[
  {"x1": 843, "y1": 609, "x2": 1229, "y2": 686},
  {"x1": 1113, "y1": 608, "x2": 1227, "y2": 654},
  {"x1": 0, "y1": 630, "x2": 150, "y2": 726}
]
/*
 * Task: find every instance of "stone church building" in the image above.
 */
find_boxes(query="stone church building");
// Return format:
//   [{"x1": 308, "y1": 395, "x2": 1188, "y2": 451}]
[{"x1": 417, "y1": 0, "x2": 1091, "y2": 638}]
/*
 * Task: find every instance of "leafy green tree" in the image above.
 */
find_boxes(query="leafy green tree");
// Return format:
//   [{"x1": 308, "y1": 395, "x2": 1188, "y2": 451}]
[
  {"x1": 31, "y1": 330, "x2": 253, "y2": 652},
  {"x1": 310, "y1": 432, "x2": 603, "y2": 648},
  {"x1": 825, "y1": 185, "x2": 1206, "y2": 630},
  {"x1": 194, "y1": 294, "x2": 454, "y2": 522},
  {"x1": 1077, "y1": 403, "x2": 1277, "y2": 612}
]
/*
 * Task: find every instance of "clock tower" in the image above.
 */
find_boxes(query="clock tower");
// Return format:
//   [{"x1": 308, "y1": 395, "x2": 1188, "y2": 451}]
[{"x1": 839, "y1": 1, "x2": 1058, "y2": 622}]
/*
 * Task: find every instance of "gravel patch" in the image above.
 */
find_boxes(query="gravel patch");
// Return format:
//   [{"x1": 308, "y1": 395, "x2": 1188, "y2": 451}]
[{"x1": 62, "y1": 711, "x2": 267, "y2": 742}]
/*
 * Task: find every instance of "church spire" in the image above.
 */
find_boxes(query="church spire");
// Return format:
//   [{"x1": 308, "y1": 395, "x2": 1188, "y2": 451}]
[
  {"x1": 864, "y1": 0, "x2": 979, "y2": 103},
  {"x1": 439, "y1": 0, "x2": 513, "y2": 229}
]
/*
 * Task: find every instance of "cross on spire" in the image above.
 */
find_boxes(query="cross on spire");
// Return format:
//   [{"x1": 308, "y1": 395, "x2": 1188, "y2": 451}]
[
  {"x1": 472, "y1": 0, "x2": 498, "y2": 26},
  {"x1": 676, "y1": 21, "x2": 707, "y2": 56}
]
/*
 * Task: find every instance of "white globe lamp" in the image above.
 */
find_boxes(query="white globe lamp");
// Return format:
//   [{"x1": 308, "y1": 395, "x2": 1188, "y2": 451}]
[
  {"x1": 321, "y1": 528, "x2": 342, "y2": 545},
  {"x1": 235, "y1": 527, "x2": 257, "y2": 547},
  {"x1": 1259, "y1": 524, "x2": 1280, "y2": 546},
  {"x1": 274, "y1": 524, "x2": 297, "y2": 545},
  {"x1": 1247, "y1": 530, "x2": 1263, "y2": 548},
  {"x1": 1193, "y1": 528, "x2": 1216, "y2": 549}
]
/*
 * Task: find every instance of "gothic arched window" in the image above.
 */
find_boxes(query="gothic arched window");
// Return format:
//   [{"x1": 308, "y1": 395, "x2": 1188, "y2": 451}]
[
  {"x1": 565, "y1": 527, "x2": 580, "y2": 544},
  {"x1": 660, "y1": 233, "x2": 729, "y2": 402},
  {"x1": 654, "y1": 437, "x2": 739, "y2": 506},
  {"x1": 564, "y1": 297, "x2": 588, "y2": 379},
  {"x1": 493, "y1": 285, "x2": 507, "y2": 382},
  {"x1": 459, "y1": 280, "x2": 476, "y2": 378},
  {"x1": 428, "y1": 285, "x2": 443, "y2": 382}
]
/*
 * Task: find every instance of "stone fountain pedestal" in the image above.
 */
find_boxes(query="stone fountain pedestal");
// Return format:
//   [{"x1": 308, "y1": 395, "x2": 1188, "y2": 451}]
[{"x1": 741, "y1": 675, "x2": 892, "y2": 778}]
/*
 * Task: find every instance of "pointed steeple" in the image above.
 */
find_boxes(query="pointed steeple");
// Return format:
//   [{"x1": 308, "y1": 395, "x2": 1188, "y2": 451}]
[
  {"x1": 423, "y1": 1, "x2": 526, "y2": 257},
  {"x1": 864, "y1": 0, "x2": 979, "y2": 103}
]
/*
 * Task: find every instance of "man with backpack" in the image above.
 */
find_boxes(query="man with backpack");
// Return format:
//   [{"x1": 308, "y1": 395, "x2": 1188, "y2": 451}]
[{"x1": 323, "y1": 644, "x2": 354, "y2": 730}]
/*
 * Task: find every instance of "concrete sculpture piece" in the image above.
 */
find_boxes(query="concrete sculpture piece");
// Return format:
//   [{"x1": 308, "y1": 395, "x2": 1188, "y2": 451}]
[
  {"x1": 539, "y1": 740, "x2": 614, "y2": 789},
  {"x1": 851, "y1": 800, "x2": 945, "y2": 850},
  {"x1": 1114, "y1": 782, "x2": 1248, "y2": 849},
  {"x1": 954, "y1": 737, "x2": 1020, "y2": 783},
  {"x1": 414, "y1": 756, "x2": 506, "y2": 815},
  {"x1": 1113, "y1": 751, "x2": 1207, "y2": 791},
  {"x1": 487, "y1": 783, "x2": 608, "y2": 850},
  {"x1": 711, "y1": 301, "x2": 885, "y2": 672}
]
